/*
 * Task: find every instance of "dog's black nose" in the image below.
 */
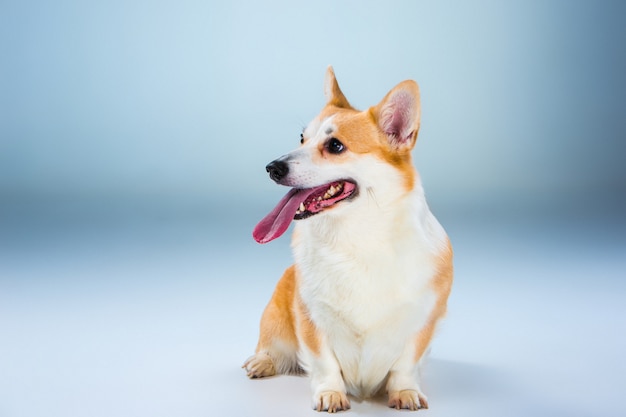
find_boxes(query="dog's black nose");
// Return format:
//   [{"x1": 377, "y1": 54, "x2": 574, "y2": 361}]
[{"x1": 266, "y1": 160, "x2": 289, "y2": 183}]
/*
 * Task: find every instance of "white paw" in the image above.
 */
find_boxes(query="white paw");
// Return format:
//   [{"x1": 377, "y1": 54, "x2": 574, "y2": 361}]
[
  {"x1": 388, "y1": 389, "x2": 428, "y2": 411},
  {"x1": 242, "y1": 352, "x2": 276, "y2": 378},
  {"x1": 313, "y1": 390, "x2": 350, "y2": 413}
]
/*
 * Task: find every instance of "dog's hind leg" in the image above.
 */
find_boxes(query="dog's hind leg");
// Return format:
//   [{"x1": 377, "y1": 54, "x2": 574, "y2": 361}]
[{"x1": 243, "y1": 265, "x2": 300, "y2": 378}]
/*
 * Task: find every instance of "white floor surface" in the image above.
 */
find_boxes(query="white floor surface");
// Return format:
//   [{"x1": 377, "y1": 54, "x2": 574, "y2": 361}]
[{"x1": 1, "y1": 201, "x2": 624, "y2": 417}]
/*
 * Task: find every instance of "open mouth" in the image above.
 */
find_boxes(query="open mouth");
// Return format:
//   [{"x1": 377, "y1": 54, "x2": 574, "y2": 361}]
[
  {"x1": 253, "y1": 179, "x2": 358, "y2": 243},
  {"x1": 294, "y1": 180, "x2": 357, "y2": 220}
]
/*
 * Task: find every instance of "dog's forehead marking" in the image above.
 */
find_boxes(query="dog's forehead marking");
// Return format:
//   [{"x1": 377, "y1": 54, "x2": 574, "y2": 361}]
[
  {"x1": 316, "y1": 116, "x2": 335, "y2": 138},
  {"x1": 304, "y1": 115, "x2": 335, "y2": 142}
]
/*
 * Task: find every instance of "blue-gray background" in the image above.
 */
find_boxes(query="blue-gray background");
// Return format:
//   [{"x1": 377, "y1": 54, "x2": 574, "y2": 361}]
[
  {"x1": 2, "y1": 0, "x2": 625, "y2": 207},
  {"x1": 1, "y1": 1, "x2": 625, "y2": 417}
]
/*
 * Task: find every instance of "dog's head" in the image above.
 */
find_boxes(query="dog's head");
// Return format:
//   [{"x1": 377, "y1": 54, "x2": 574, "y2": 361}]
[{"x1": 253, "y1": 67, "x2": 421, "y2": 243}]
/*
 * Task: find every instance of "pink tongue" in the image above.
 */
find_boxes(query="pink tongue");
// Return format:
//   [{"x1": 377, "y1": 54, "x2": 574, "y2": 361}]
[{"x1": 253, "y1": 188, "x2": 311, "y2": 244}]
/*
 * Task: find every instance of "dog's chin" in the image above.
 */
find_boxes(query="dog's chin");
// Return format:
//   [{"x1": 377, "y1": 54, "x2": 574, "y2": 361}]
[
  {"x1": 293, "y1": 180, "x2": 358, "y2": 221},
  {"x1": 293, "y1": 211, "x2": 317, "y2": 221}
]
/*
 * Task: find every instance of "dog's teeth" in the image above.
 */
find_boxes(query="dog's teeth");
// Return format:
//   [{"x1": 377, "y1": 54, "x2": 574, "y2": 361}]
[
  {"x1": 299, "y1": 202, "x2": 305, "y2": 212},
  {"x1": 328, "y1": 185, "x2": 337, "y2": 196},
  {"x1": 317, "y1": 196, "x2": 322, "y2": 201},
  {"x1": 323, "y1": 192, "x2": 331, "y2": 199}
]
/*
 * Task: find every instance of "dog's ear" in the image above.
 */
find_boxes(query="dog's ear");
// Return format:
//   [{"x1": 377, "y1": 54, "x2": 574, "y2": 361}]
[
  {"x1": 324, "y1": 66, "x2": 351, "y2": 109},
  {"x1": 373, "y1": 80, "x2": 421, "y2": 150}
]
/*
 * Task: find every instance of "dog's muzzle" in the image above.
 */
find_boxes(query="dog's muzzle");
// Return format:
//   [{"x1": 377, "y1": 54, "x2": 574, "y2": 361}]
[{"x1": 266, "y1": 159, "x2": 289, "y2": 183}]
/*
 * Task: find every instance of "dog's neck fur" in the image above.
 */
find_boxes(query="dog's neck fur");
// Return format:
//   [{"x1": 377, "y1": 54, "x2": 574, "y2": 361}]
[{"x1": 292, "y1": 177, "x2": 438, "y2": 263}]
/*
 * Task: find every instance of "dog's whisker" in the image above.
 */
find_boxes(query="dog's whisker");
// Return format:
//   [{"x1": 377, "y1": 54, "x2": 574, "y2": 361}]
[{"x1": 367, "y1": 186, "x2": 379, "y2": 208}]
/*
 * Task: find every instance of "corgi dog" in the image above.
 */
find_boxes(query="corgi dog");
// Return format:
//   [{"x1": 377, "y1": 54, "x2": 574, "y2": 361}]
[{"x1": 244, "y1": 67, "x2": 453, "y2": 413}]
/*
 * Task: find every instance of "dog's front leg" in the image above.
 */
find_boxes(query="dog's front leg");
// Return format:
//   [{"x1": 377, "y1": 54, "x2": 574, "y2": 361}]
[
  {"x1": 386, "y1": 337, "x2": 428, "y2": 411},
  {"x1": 306, "y1": 343, "x2": 350, "y2": 413},
  {"x1": 295, "y1": 297, "x2": 350, "y2": 413}
]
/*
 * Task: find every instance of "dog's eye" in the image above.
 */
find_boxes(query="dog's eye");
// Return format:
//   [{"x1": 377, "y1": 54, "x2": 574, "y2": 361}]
[
  {"x1": 300, "y1": 133, "x2": 304, "y2": 144},
  {"x1": 326, "y1": 138, "x2": 345, "y2": 154}
]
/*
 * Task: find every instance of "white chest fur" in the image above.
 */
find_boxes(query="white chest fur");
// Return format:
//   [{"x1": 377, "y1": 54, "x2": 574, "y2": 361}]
[{"x1": 292, "y1": 190, "x2": 445, "y2": 395}]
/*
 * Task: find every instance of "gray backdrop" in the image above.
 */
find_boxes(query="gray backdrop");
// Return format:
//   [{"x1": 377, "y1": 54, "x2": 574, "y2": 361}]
[{"x1": 2, "y1": 0, "x2": 624, "y2": 213}]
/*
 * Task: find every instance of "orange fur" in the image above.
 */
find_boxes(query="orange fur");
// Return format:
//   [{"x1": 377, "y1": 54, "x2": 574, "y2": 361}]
[
  {"x1": 414, "y1": 239, "x2": 454, "y2": 362},
  {"x1": 256, "y1": 266, "x2": 298, "y2": 353},
  {"x1": 294, "y1": 282, "x2": 321, "y2": 356},
  {"x1": 255, "y1": 265, "x2": 323, "y2": 359}
]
